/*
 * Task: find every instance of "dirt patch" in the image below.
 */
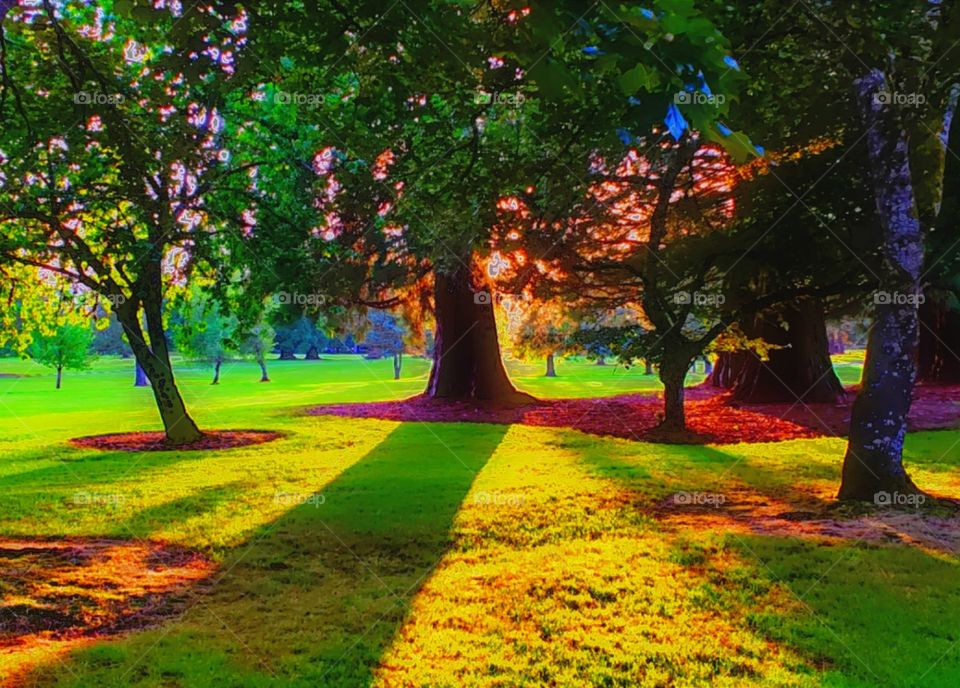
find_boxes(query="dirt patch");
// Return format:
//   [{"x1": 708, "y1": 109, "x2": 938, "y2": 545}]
[
  {"x1": 0, "y1": 537, "x2": 214, "y2": 685},
  {"x1": 70, "y1": 430, "x2": 284, "y2": 452},
  {"x1": 306, "y1": 384, "x2": 960, "y2": 445}
]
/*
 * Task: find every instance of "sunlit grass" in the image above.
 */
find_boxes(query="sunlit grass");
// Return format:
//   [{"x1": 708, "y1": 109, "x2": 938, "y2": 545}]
[{"x1": 3, "y1": 350, "x2": 958, "y2": 687}]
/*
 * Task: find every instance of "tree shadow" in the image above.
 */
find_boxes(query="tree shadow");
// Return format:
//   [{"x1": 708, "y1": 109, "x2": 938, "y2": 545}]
[
  {"x1": 28, "y1": 421, "x2": 508, "y2": 687},
  {"x1": 728, "y1": 534, "x2": 960, "y2": 686}
]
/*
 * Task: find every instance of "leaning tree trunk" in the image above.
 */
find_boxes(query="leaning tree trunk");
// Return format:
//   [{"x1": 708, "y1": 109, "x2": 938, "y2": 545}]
[
  {"x1": 918, "y1": 296, "x2": 960, "y2": 383},
  {"x1": 212, "y1": 360, "x2": 221, "y2": 385},
  {"x1": 117, "y1": 300, "x2": 203, "y2": 445},
  {"x1": 733, "y1": 299, "x2": 844, "y2": 404},
  {"x1": 427, "y1": 264, "x2": 534, "y2": 406},
  {"x1": 545, "y1": 353, "x2": 557, "y2": 377},
  {"x1": 839, "y1": 70, "x2": 925, "y2": 502}
]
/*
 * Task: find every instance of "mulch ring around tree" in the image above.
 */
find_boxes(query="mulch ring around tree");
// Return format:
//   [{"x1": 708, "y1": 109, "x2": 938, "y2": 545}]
[
  {"x1": 305, "y1": 383, "x2": 960, "y2": 445},
  {"x1": 0, "y1": 537, "x2": 214, "y2": 685},
  {"x1": 69, "y1": 430, "x2": 284, "y2": 452}
]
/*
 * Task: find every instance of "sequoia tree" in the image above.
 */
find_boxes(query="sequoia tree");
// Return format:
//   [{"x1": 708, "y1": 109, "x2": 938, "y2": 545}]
[{"x1": 168, "y1": 0, "x2": 751, "y2": 407}]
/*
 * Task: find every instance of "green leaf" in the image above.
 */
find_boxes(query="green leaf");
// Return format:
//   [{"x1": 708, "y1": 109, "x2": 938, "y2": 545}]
[{"x1": 618, "y1": 64, "x2": 661, "y2": 95}]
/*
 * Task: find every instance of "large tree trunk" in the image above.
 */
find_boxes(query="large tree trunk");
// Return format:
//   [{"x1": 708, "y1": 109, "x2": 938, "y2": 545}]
[
  {"x1": 839, "y1": 70, "x2": 925, "y2": 502},
  {"x1": 918, "y1": 296, "x2": 960, "y2": 383},
  {"x1": 304, "y1": 346, "x2": 320, "y2": 360},
  {"x1": 427, "y1": 265, "x2": 534, "y2": 406},
  {"x1": 135, "y1": 361, "x2": 149, "y2": 387},
  {"x1": 545, "y1": 353, "x2": 557, "y2": 377},
  {"x1": 733, "y1": 300, "x2": 844, "y2": 404},
  {"x1": 658, "y1": 353, "x2": 689, "y2": 431},
  {"x1": 117, "y1": 300, "x2": 203, "y2": 445},
  {"x1": 278, "y1": 348, "x2": 297, "y2": 360},
  {"x1": 710, "y1": 351, "x2": 748, "y2": 389}
]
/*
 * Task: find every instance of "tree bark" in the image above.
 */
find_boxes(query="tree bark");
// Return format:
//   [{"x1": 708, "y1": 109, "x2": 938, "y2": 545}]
[
  {"x1": 212, "y1": 360, "x2": 221, "y2": 385},
  {"x1": 644, "y1": 359, "x2": 654, "y2": 375},
  {"x1": 545, "y1": 353, "x2": 557, "y2": 377},
  {"x1": 659, "y1": 353, "x2": 688, "y2": 431},
  {"x1": 733, "y1": 300, "x2": 844, "y2": 404},
  {"x1": 839, "y1": 70, "x2": 925, "y2": 502},
  {"x1": 135, "y1": 361, "x2": 149, "y2": 387},
  {"x1": 595, "y1": 356, "x2": 606, "y2": 366},
  {"x1": 918, "y1": 296, "x2": 960, "y2": 383},
  {"x1": 427, "y1": 264, "x2": 534, "y2": 406},
  {"x1": 117, "y1": 301, "x2": 203, "y2": 445},
  {"x1": 56, "y1": 366, "x2": 63, "y2": 389},
  {"x1": 258, "y1": 355, "x2": 270, "y2": 382},
  {"x1": 304, "y1": 346, "x2": 320, "y2": 360},
  {"x1": 278, "y1": 348, "x2": 297, "y2": 360},
  {"x1": 393, "y1": 352, "x2": 402, "y2": 380},
  {"x1": 711, "y1": 351, "x2": 748, "y2": 389}
]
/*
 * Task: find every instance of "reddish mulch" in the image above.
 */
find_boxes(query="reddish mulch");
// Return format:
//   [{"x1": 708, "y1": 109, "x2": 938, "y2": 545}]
[
  {"x1": 70, "y1": 430, "x2": 284, "y2": 452},
  {"x1": 306, "y1": 384, "x2": 960, "y2": 445}
]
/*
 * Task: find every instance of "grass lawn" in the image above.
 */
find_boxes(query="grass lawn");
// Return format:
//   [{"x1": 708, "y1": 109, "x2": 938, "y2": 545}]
[{"x1": 3, "y1": 351, "x2": 957, "y2": 687}]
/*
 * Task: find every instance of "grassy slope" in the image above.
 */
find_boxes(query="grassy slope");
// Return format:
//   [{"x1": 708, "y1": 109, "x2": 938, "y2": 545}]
[{"x1": 4, "y1": 352, "x2": 958, "y2": 687}]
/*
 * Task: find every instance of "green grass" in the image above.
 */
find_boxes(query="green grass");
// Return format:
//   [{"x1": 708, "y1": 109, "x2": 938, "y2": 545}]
[{"x1": 2, "y1": 350, "x2": 957, "y2": 687}]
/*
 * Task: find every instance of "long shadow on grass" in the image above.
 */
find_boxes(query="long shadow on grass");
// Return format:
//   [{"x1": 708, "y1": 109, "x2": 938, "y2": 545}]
[
  {"x1": 31, "y1": 421, "x2": 508, "y2": 688},
  {"x1": 576, "y1": 437, "x2": 960, "y2": 684},
  {"x1": 729, "y1": 534, "x2": 960, "y2": 686}
]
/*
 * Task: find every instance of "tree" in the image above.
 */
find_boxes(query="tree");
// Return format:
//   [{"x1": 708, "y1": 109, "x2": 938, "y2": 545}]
[
  {"x1": 172, "y1": 300, "x2": 237, "y2": 385},
  {"x1": 271, "y1": 316, "x2": 327, "y2": 361},
  {"x1": 187, "y1": 0, "x2": 750, "y2": 408},
  {"x1": 496, "y1": 138, "x2": 746, "y2": 430},
  {"x1": 27, "y1": 323, "x2": 95, "y2": 389},
  {"x1": 240, "y1": 323, "x2": 276, "y2": 382},
  {"x1": 0, "y1": 3, "x2": 264, "y2": 443},
  {"x1": 362, "y1": 311, "x2": 406, "y2": 380},
  {"x1": 730, "y1": 300, "x2": 845, "y2": 404},
  {"x1": 707, "y1": 0, "x2": 960, "y2": 500},
  {"x1": 509, "y1": 302, "x2": 577, "y2": 378}
]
